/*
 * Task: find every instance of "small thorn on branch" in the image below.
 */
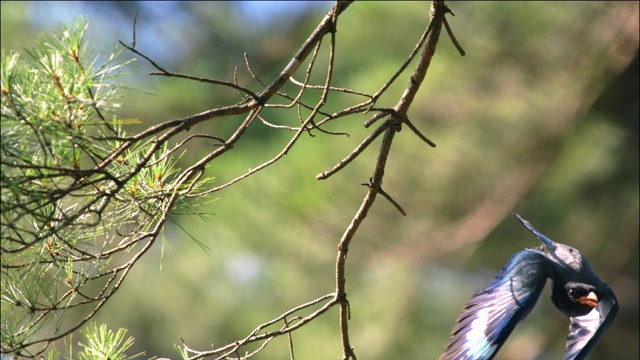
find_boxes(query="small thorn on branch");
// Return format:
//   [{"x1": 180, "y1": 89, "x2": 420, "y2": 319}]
[
  {"x1": 316, "y1": 119, "x2": 392, "y2": 180},
  {"x1": 361, "y1": 182, "x2": 407, "y2": 216},
  {"x1": 443, "y1": 16, "x2": 465, "y2": 57},
  {"x1": 404, "y1": 119, "x2": 436, "y2": 147}
]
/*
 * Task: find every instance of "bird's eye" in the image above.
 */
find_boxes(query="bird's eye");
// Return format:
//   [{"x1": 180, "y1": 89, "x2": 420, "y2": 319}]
[{"x1": 567, "y1": 286, "x2": 586, "y2": 299}]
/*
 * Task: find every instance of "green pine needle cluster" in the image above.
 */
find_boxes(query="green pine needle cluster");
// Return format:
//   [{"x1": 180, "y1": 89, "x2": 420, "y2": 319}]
[{"x1": 1, "y1": 17, "x2": 212, "y2": 357}]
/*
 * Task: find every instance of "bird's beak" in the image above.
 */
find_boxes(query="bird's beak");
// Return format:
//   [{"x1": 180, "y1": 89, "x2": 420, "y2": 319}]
[
  {"x1": 513, "y1": 213, "x2": 556, "y2": 251},
  {"x1": 575, "y1": 291, "x2": 599, "y2": 308}
]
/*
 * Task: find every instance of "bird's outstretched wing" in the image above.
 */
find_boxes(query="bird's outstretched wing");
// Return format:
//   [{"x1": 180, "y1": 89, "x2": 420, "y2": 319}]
[
  {"x1": 441, "y1": 249, "x2": 549, "y2": 360},
  {"x1": 564, "y1": 290, "x2": 618, "y2": 360}
]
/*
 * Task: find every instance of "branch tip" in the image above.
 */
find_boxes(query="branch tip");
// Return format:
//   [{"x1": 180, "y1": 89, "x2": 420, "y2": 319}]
[{"x1": 443, "y1": 16, "x2": 465, "y2": 57}]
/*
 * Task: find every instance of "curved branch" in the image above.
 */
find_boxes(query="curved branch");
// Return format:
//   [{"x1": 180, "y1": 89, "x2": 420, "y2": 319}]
[{"x1": 334, "y1": 2, "x2": 448, "y2": 359}]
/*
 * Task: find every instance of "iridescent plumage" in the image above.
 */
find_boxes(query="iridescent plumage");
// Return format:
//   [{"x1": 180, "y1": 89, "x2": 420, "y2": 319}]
[{"x1": 440, "y1": 214, "x2": 618, "y2": 360}]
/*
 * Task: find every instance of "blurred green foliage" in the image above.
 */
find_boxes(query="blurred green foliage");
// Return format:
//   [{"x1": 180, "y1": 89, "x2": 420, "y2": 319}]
[{"x1": 2, "y1": 1, "x2": 637, "y2": 359}]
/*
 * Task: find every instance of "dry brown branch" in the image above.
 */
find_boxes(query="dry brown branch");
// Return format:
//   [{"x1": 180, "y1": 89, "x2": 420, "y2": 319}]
[
  {"x1": 180, "y1": 1, "x2": 457, "y2": 358},
  {"x1": 332, "y1": 2, "x2": 453, "y2": 358},
  {"x1": 316, "y1": 117, "x2": 394, "y2": 180},
  {"x1": 443, "y1": 11, "x2": 465, "y2": 56},
  {"x1": 185, "y1": 293, "x2": 336, "y2": 359},
  {"x1": 2, "y1": 0, "x2": 464, "y2": 357}
]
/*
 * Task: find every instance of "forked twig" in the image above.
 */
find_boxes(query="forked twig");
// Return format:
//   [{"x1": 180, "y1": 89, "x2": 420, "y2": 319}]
[
  {"x1": 316, "y1": 117, "x2": 395, "y2": 180},
  {"x1": 5, "y1": 0, "x2": 454, "y2": 358},
  {"x1": 334, "y1": 2, "x2": 448, "y2": 358}
]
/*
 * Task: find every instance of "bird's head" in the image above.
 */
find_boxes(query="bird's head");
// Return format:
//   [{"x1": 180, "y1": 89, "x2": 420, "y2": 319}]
[
  {"x1": 558, "y1": 281, "x2": 599, "y2": 317},
  {"x1": 513, "y1": 213, "x2": 599, "y2": 317}
]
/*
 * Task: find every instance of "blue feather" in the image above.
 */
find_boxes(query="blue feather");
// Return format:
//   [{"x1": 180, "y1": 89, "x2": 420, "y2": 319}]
[{"x1": 440, "y1": 214, "x2": 617, "y2": 360}]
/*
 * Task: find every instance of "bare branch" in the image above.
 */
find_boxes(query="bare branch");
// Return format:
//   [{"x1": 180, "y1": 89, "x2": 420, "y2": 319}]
[
  {"x1": 148, "y1": 70, "x2": 260, "y2": 101},
  {"x1": 2, "y1": 1, "x2": 451, "y2": 357},
  {"x1": 442, "y1": 11, "x2": 466, "y2": 56},
  {"x1": 316, "y1": 117, "x2": 393, "y2": 180},
  {"x1": 333, "y1": 2, "x2": 447, "y2": 358},
  {"x1": 404, "y1": 118, "x2": 437, "y2": 147}
]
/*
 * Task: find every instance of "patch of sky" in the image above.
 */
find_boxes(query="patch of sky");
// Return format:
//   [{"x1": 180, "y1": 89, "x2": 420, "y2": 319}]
[
  {"x1": 24, "y1": 1, "x2": 331, "y2": 67},
  {"x1": 232, "y1": 1, "x2": 332, "y2": 29}
]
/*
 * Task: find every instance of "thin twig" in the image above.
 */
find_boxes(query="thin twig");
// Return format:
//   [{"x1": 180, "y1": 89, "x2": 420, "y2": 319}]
[
  {"x1": 148, "y1": 70, "x2": 260, "y2": 101},
  {"x1": 186, "y1": 293, "x2": 336, "y2": 359},
  {"x1": 443, "y1": 15, "x2": 465, "y2": 56},
  {"x1": 290, "y1": 76, "x2": 372, "y2": 98},
  {"x1": 132, "y1": 13, "x2": 138, "y2": 47},
  {"x1": 187, "y1": 104, "x2": 319, "y2": 196},
  {"x1": 369, "y1": 8, "x2": 438, "y2": 104},
  {"x1": 405, "y1": 118, "x2": 436, "y2": 147},
  {"x1": 257, "y1": 113, "x2": 302, "y2": 131},
  {"x1": 316, "y1": 118, "x2": 394, "y2": 180},
  {"x1": 146, "y1": 134, "x2": 225, "y2": 167},
  {"x1": 334, "y1": 2, "x2": 447, "y2": 359},
  {"x1": 363, "y1": 109, "x2": 393, "y2": 128},
  {"x1": 119, "y1": 40, "x2": 169, "y2": 73},
  {"x1": 362, "y1": 183, "x2": 407, "y2": 216},
  {"x1": 395, "y1": 2, "x2": 447, "y2": 114},
  {"x1": 336, "y1": 126, "x2": 398, "y2": 360},
  {"x1": 285, "y1": 317, "x2": 296, "y2": 360},
  {"x1": 244, "y1": 52, "x2": 267, "y2": 86}
]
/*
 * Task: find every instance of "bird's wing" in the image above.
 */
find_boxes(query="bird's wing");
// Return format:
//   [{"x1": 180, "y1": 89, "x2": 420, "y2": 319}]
[
  {"x1": 564, "y1": 289, "x2": 618, "y2": 360},
  {"x1": 441, "y1": 250, "x2": 549, "y2": 360}
]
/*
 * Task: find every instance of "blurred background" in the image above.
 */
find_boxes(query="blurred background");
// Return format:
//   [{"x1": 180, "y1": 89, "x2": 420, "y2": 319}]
[{"x1": 2, "y1": 1, "x2": 638, "y2": 359}]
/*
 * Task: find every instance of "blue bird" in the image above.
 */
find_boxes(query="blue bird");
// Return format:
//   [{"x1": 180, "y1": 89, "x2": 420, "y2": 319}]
[{"x1": 440, "y1": 213, "x2": 618, "y2": 360}]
